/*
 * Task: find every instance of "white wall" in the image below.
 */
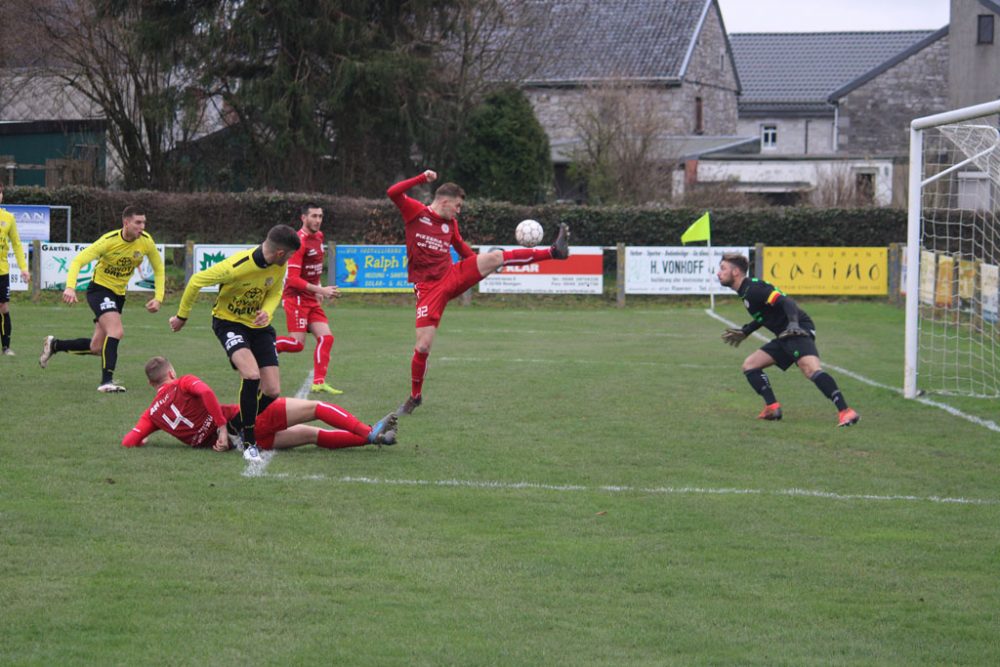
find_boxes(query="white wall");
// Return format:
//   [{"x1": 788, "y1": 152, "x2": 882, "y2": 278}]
[{"x1": 736, "y1": 117, "x2": 836, "y2": 155}]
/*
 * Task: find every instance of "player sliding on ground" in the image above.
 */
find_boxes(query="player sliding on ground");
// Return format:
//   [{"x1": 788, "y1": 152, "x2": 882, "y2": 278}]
[
  {"x1": 122, "y1": 356, "x2": 398, "y2": 451},
  {"x1": 387, "y1": 169, "x2": 570, "y2": 416},
  {"x1": 716, "y1": 253, "x2": 860, "y2": 427}
]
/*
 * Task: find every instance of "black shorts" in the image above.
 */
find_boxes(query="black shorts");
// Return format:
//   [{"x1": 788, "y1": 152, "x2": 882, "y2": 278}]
[
  {"x1": 212, "y1": 317, "x2": 278, "y2": 368},
  {"x1": 86, "y1": 283, "x2": 126, "y2": 322},
  {"x1": 0, "y1": 274, "x2": 9, "y2": 303},
  {"x1": 760, "y1": 334, "x2": 820, "y2": 371}
]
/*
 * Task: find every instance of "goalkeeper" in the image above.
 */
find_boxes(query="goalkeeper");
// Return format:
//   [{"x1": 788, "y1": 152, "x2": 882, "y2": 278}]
[{"x1": 716, "y1": 253, "x2": 860, "y2": 427}]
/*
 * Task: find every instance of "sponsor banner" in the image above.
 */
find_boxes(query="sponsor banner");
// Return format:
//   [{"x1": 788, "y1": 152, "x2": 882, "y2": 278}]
[
  {"x1": 958, "y1": 259, "x2": 977, "y2": 301},
  {"x1": 335, "y1": 245, "x2": 438, "y2": 293},
  {"x1": 625, "y1": 246, "x2": 750, "y2": 295},
  {"x1": 2, "y1": 205, "x2": 50, "y2": 241},
  {"x1": 919, "y1": 250, "x2": 936, "y2": 306},
  {"x1": 764, "y1": 247, "x2": 887, "y2": 295},
  {"x1": 478, "y1": 246, "x2": 604, "y2": 294},
  {"x1": 934, "y1": 255, "x2": 954, "y2": 308},
  {"x1": 41, "y1": 242, "x2": 165, "y2": 291},
  {"x1": 982, "y1": 263, "x2": 999, "y2": 324},
  {"x1": 192, "y1": 244, "x2": 255, "y2": 293},
  {"x1": 7, "y1": 248, "x2": 32, "y2": 291}
]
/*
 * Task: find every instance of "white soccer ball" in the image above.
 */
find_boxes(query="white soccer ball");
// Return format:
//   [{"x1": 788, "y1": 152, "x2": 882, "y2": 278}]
[{"x1": 515, "y1": 219, "x2": 544, "y2": 247}]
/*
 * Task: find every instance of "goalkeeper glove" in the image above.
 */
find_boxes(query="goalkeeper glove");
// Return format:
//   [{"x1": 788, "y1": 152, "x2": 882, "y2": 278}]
[
  {"x1": 778, "y1": 324, "x2": 809, "y2": 339},
  {"x1": 721, "y1": 328, "x2": 747, "y2": 347}
]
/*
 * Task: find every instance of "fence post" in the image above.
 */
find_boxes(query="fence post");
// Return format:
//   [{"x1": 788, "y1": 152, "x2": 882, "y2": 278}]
[
  {"x1": 328, "y1": 242, "x2": 336, "y2": 289},
  {"x1": 887, "y1": 243, "x2": 901, "y2": 306},
  {"x1": 184, "y1": 240, "x2": 194, "y2": 281},
  {"x1": 616, "y1": 243, "x2": 625, "y2": 307},
  {"x1": 32, "y1": 239, "x2": 41, "y2": 301},
  {"x1": 754, "y1": 243, "x2": 765, "y2": 278}
]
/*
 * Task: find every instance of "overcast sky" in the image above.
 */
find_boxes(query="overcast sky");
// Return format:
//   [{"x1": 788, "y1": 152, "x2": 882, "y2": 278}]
[{"x1": 717, "y1": 0, "x2": 950, "y2": 33}]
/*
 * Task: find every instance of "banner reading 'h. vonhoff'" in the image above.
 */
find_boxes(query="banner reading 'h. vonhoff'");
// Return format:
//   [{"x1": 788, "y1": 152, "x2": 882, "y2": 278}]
[{"x1": 625, "y1": 246, "x2": 751, "y2": 294}]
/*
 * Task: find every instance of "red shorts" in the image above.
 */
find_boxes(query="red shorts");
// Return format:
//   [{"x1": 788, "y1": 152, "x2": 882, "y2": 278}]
[
  {"x1": 282, "y1": 296, "x2": 328, "y2": 333},
  {"x1": 414, "y1": 256, "x2": 483, "y2": 328},
  {"x1": 255, "y1": 398, "x2": 288, "y2": 450}
]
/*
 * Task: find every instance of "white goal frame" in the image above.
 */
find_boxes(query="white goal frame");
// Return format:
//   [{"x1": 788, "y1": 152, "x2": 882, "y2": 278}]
[{"x1": 905, "y1": 99, "x2": 1000, "y2": 398}]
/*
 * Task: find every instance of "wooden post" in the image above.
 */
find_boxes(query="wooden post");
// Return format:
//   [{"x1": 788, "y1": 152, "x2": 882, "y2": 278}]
[
  {"x1": 328, "y1": 241, "x2": 337, "y2": 289},
  {"x1": 754, "y1": 243, "x2": 765, "y2": 278},
  {"x1": 32, "y1": 239, "x2": 41, "y2": 301},
  {"x1": 616, "y1": 243, "x2": 625, "y2": 307},
  {"x1": 887, "y1": 243, "x2": 902, "y2": 306},
  {"x1": 184, "y1": 240, "x2": 194, "y2": 281}
]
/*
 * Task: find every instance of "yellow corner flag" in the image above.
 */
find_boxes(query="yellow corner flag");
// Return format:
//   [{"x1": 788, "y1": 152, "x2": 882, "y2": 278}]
[{"x1": 681, "y1": 212, "x2": 711, "y2": 245}]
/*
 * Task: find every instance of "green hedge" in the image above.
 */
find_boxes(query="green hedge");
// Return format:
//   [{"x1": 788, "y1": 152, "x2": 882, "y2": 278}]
[{"x1": 6, "y1": 186, "x2": 907, "y2": 247}]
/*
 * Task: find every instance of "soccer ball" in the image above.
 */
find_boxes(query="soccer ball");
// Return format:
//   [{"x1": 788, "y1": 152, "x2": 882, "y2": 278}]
[{"x1": 515, "y1": 219, "x2": 544, "y2": 247}]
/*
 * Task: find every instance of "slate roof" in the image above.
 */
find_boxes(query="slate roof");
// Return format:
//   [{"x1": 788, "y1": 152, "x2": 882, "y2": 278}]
[
  {"x1": 510, "y1": 0, "x2": 717, "y2": 84},
  {"x1": 730, "y1": 30, "x2": 938, "y2": 114}
]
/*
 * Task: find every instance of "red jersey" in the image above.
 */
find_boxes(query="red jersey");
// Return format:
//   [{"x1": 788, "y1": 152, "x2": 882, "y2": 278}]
[
  {"x1": 282, "y1": 227, "x2": 325, "y2": 304},
  {"x1": 122, "y1": 375, "x2": 239, "y2": 448},
  {"x1": 387, "y1": 174, "x2": 475, "y2": 284}
]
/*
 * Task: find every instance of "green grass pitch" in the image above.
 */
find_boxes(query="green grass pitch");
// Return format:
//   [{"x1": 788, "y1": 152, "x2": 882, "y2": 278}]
[{"x1": 1, "y1": 295, "x2": 998, "y2": 665}]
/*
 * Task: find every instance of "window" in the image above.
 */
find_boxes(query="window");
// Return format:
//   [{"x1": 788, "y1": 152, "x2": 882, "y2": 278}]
[
  {"x1": 978, "y1": 14, "x2": 994, "y2": 44},
  {"x1": 761, "y1": 124, "x2": 777, "y2": 149},
  {"x1": 695, "y1": 97, "x2": 704, "y2": 135},
  {"x1": 854, "y1": 172, "x2": 875, "y2": 204}
]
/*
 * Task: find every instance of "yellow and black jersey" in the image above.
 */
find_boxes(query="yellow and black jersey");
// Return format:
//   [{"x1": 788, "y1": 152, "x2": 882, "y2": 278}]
[
  {"x1": 0, "y1": 207, "x2": 28, "y2": 276},
  {"x1": 176, "y1": 246, "x2": 286, "y2": 328},
  {"x1": 67, "y1": 229, "x2": 165, "y2": 300}
]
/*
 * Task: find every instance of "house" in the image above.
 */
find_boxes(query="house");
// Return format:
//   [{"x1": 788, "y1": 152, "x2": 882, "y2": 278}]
[{"x1": 509, "y1": 0, "x2": 753, "y2": 200}]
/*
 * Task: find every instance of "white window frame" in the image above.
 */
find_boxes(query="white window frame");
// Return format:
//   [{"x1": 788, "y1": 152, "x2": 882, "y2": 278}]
[{"x1": 761, "y1": 124, "x2": 778, "y2": 150}]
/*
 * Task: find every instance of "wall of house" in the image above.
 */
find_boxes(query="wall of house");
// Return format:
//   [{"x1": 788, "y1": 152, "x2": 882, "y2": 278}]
[
  {"x1": 737, "y1": 117, "x2": 835, "y2": 155},
  {"x1": 524, "y1": 1, "x2": 739, "y2": 149},
  {"x1": 949, "y1": 0, "x2": 1000, "y2": 110},
  {"x1": 694, "y1": 156, "x2": 895, "y2": 206},
  {"x1": 836, "y1": 35, "x2": 950, "y2": 156}
]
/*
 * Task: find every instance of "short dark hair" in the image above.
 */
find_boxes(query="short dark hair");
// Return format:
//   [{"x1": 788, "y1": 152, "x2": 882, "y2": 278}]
[
  {"x1": 299, "y1": 202, "x2": 322, "y2": 218},
  {"x1": 122, "y1": 205, "x2": 145, "y2": 219},
  {"x1": 721, "y1": 253, "x2": 749, "y2": 274},
  {"x1": 267, "y1": 223, "x2": 301, "y2": 251},
  {"x1": 434, "y1": 182, "x2": 465, "y2": 200}
]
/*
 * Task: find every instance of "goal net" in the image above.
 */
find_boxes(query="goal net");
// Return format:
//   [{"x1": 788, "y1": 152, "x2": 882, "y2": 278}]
[{"x1": 905, "y1": 100, "x2": 1000, "y2": 398}]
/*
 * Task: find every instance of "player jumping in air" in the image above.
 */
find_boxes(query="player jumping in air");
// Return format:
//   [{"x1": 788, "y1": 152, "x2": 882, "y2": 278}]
[
  {"x1": 275, "y1": 203, "x2": 343, "y2": 395},
  {"x1": 716, "y1": 253, "x2": 860, "y2": 427},
  {"x1": 0, "y1": 182, "x2": 31, "y2": 356},
  {"x1": 122, "y1": 356, "x2": 398, "y2": 451},
  {"x1": 39, "y1": 205, "x2": 165, "y2": 392},
  {"x1": 387, "y1": 169, "x2": 570, "y2": 416}
]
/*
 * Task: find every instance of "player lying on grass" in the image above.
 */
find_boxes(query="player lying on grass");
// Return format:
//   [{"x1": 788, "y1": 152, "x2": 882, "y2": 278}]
[
  {"x1": 121, "y1": 356, "x2": 398, "y2": 453},
  {"x1": 716, "y1": 253, "x2": 860, "y2": 427}
]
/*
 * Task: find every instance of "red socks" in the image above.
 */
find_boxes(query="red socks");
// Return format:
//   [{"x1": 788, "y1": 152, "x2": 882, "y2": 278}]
[
  {"x1": 276, "y1": 336, "x2": 304, "y2": 353},
  {"x1": 411, "y1": 349, "x2": 429, "y2": 398},
  {"x1": 313, "y1": 334, "x2": 333, "y2": 384},
  {"x1": 315, "y1": 402, "x2": 369, "y2": 438},
  {"x1": 502, "y1": 247, "x2": 553, "y2": 265}
]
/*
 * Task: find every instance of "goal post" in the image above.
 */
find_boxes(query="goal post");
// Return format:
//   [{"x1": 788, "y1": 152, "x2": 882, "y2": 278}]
[{"x1": 905, "y1": 99, "x2": 1000, "y2": 398}]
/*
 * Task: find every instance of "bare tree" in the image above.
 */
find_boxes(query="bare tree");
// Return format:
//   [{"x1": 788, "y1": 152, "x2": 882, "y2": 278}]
[
  {"x1": 567, "y1": 79, "x2": 677, "y2": 204},
  {"x1": 16, "y1": 0, "x2": 208, "y2": 189}
]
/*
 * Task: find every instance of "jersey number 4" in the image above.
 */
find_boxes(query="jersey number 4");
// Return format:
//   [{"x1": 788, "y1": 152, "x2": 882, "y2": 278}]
[{"x1": 163, "y1": 404, "x2": 195, "y2": 430}]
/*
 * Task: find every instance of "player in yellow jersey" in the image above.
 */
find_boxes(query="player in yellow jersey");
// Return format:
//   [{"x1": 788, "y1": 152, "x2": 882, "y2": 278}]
[
  {"x1": 39, "y1": 205, "x2": 165, "y2": 392},
  {"x1": 169, "y1": 224, "x2": 301, "y2": 462},
  {"x1": 0, "y1": 182, "x2": 31, "y2": 356}
]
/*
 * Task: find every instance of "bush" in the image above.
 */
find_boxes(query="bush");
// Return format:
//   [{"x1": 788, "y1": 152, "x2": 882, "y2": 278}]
[{"x1": 6, "y1": 186, "x2": 907, "y2": 247}]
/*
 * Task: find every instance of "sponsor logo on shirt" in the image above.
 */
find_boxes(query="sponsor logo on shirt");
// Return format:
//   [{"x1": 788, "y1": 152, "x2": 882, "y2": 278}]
[{"x1": 419, "y1": 216, "x2": 432, "y2": 225}]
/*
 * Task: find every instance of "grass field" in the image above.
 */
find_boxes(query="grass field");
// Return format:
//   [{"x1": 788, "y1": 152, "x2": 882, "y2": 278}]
[{"x1": 2, "y1": 295, "x2": 998, "y2": 665}]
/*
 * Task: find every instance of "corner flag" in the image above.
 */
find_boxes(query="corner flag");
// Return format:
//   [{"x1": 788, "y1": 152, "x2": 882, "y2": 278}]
[{"x1": 681, "y1": 212, "x2": 711, "y2": 244}]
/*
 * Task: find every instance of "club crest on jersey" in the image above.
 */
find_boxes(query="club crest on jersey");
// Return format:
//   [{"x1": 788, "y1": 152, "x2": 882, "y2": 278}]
[
  {"x1": 265, "y1": 278, "x2": 273, "y2": 287},
  {"x1": 441, "y1": 223, "x2": 449, "y2": 233},
  {"x1": 133, "y1": 251, "x2": 141, "y2": 260}
]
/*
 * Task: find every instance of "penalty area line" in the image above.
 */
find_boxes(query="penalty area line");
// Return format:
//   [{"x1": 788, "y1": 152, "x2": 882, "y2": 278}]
[
  {"x1": 704, "y1": 309, "x2": 1000, "y2": 434},
  {"x1": 253, "y1": 474, "x2": 998, "y2": 506}
]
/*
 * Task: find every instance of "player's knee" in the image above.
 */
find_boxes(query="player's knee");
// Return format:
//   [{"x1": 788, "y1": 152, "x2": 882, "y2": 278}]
[{"x1": 741, "y1": 359, "x2": 758, "y2": 373}]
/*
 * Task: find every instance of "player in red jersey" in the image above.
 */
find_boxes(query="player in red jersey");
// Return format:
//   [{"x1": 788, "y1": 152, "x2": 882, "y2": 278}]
[
  {"x1": 121, "y1": 356, "x2": 398, "y2": 450},
  {"x1": 387, "y1": 169, "x2": 570, "y2": 416},
  {"x1": 275, "y1": 203, "x2": 343, "y2": 395}
]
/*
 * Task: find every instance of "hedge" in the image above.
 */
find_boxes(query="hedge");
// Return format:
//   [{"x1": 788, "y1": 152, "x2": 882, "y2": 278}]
[{"x1": 6, "y1": 186, "x2": 907, "y2": 247}]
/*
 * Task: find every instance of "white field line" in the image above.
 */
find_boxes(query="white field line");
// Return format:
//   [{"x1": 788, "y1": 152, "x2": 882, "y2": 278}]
[
  {"x1": 704, "y1": 309, "x2": 1000, "y2": 434},
  {"x1": 437, "y1": 356, "x2": 730, "y2": 369},
  {"x1": 251, "y1": 474, "x2": 998, "y2": 506},
  {"x1": 241, "y1": 372, "x2": 315, "y2": 478}
]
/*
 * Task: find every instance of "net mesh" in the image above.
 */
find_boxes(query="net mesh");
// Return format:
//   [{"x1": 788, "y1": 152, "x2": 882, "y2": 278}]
[{"x1": 916, "y1": 120, "x2": 1000, "y2": 397}]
